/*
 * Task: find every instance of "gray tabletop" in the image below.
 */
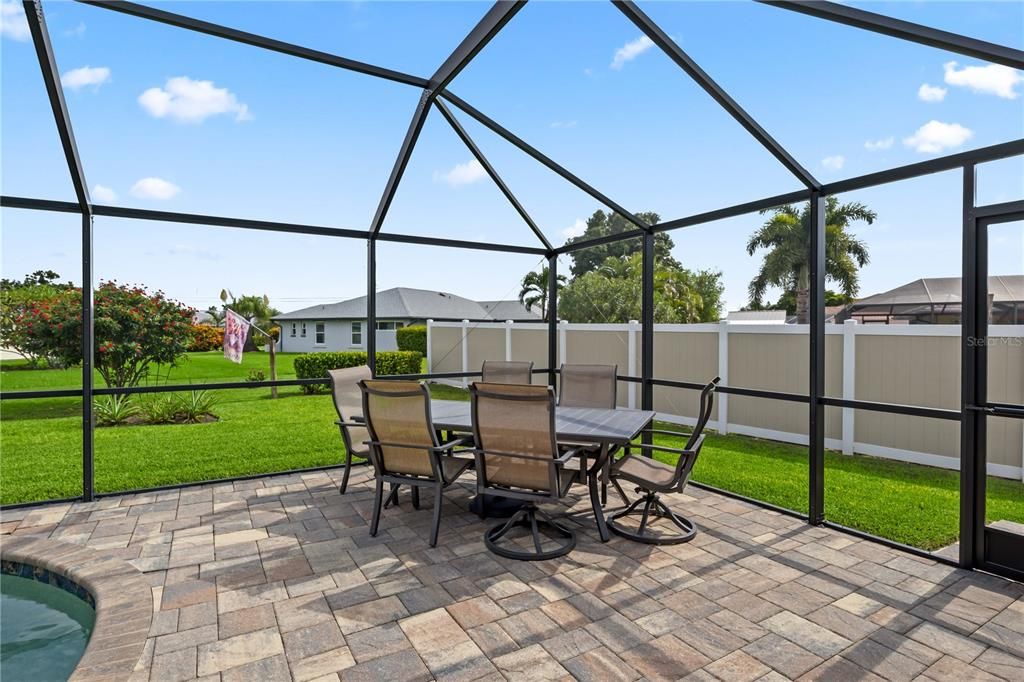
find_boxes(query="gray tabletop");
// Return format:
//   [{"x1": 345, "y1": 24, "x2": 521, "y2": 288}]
[{"x1": 430, "y1": 399, "x2": 655, "y2": 444}]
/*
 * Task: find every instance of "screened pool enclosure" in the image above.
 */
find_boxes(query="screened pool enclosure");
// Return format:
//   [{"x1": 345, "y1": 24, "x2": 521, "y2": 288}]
[{"x1": 3, "y1": 0, "x2": 1023, "y2": 582}]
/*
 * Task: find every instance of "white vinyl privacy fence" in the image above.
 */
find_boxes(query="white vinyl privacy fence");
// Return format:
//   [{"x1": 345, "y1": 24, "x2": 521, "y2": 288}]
[{"x1": 427, "y1": 320, "x2": 1024, "y2": 480}]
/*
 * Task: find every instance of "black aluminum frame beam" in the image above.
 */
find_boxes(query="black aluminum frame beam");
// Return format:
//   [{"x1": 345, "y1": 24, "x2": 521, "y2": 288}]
[
  {"x1": 440, "y1": 91, "x2": 652, "y2": 233},
  {"x1": 76, "y1": 1, "x2": 429, "y2": 87},
  {"x1": 613, "y1": 0, "x2": 820, "y2": 190},
  {"x1": 434, "y1": 99, "x2": 553, "y2": 251},
  {"x1": 428, "y1": 0, "x2": 525, "y2": 94},
  {"x1": 758, "y1": 0, "x2": 1024, "y2": 71},
  {"x1": 807, "y1": 191, "x2": 826, "y2": 525},
  {"x1": 654, "y1": 189, "x2": 812, "y2": 233},
  {"x1": 24, "y1": 0, "x2": 96, "y2": 502},
  {"x1": 369, "y1": 91, "x2": 432, "y2": 236}
]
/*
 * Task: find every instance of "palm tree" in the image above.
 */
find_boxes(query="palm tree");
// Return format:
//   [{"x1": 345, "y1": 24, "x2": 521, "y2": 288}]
[
  {"x1": 519, "y1": 266, "x2": 566, "y2": 321},
  {"x1": 747, "y1": 196, "x2": 876, "y2": 323}
]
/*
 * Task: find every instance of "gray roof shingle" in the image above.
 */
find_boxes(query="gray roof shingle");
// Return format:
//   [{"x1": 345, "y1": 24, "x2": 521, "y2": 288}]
[{"x1": 272, "y1": 287, "x2": 495, "y2": 321}]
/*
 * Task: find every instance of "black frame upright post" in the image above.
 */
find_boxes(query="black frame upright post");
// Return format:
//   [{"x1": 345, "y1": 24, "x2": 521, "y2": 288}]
[
  {"x1": 547, "y1": 254, "x2": 558, "y2": 388},
  {"x1": 366, "y1": 238, "x2": 377, "y2": 375},
  {"x1": 641, "y1": 232, "x2": 655, "y2": 446},
  {"x1": 25, "y1": 0, "x2": 95, "y2": 501},
  {"x1": 959, "y1": 163, "x2": 983, "y2": 568},
  {"x1": 808, "y1": 191, "x2": 826, "y2": 524}
]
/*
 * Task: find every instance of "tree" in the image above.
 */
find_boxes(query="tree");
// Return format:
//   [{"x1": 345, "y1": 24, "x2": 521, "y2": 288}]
[
  {"x1": 16, "y1": 281, "x2": 194, "y2": 387},
  {"x1": 746, "y1": 289, "x2": 853, "y2": 315},
  {"x1": 564, "y1": 210, "x2": 679, "y2": 277},
  {"x1": 0, "y1": 271, "x2": 75, "y2": 367},
  {"x1": 518, "y1": 266, "x2": 565, "y2": 321},
  {"x1": 747, "y1": 196, "x2": 875, "y2": 324},
  {"x1": 559, "y1": 253, "x2": 724, "y2": 324}
]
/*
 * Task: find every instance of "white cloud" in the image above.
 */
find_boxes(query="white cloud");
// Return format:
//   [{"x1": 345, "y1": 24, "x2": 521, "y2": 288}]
[
  {"x1": 65, "y1": 22, "x2": 86, "y2": 38},
  {"x1": 1, "y1": 1, "x2": 30, "y2": 41},
  {"x1": 944, "y1": 61, "x2": 1022, "y2": 99},
  {"x1": 610, "y1": 35, "x2": 654, "y2": 70},
  {"x1": 917, "y1": 83, "x2": 947, "y2": 102},
  {"x1": 903, "y1": 120, "x2": 974, "y2": 154},
  {"x1": 821, "y1": 155, "x2": 845, "y2": 171},
  {"x1": 92, "y1": 184, "x2": 117, "y2": 202},
  {"x1": 138, "y1": 76, "x2": 252, "y2": 123},
  {"x1": 130, "y1": 177, "x2": 180, "y2": 200},
  {"x1": 562, "y1": 219, "x2": 587, "y2": 240},
  {"x1": 61, "y1": 66, "x2": 111, "y2": 91},
  {"x1": 550, "y1": 120, "x2": 577, "y2": 129},
  {"x1": 434, "y1": 159, "x2": 486, "y2": 187},
  {"x1": 864, "y1": 137, "x2": 894, "y2": 151}
]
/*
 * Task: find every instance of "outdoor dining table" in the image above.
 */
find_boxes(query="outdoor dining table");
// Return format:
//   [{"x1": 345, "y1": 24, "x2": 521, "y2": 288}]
[{"x1": 429, "y1": 399, "x2": 656, "y2": 542}]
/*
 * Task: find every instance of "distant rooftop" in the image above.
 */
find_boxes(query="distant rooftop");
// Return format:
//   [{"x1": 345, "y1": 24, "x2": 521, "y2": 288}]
[{"x1": 272, "y1": 287, "x2": 538, "y2": 322}]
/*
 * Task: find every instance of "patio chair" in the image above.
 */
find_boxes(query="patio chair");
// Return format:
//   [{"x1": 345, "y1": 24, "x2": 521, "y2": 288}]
[
  {"x1": 359, "y1": 379, "x2": 474, "y2": 547},
  {"x1": 557, "y1": 363, "x2": 625, "y2": 502},
  {"x1": 605, "y1": 377, "x2": 719, "y2": 545},
  {"x1": 481, "y1": 360, "x2": 533, "y2": 384},
  {"x1": 469, "y1": 382, "x2": 581, "y2": 560},
  {"x1": 328, "y1": 366, "x2": 372, "y2": 495}
]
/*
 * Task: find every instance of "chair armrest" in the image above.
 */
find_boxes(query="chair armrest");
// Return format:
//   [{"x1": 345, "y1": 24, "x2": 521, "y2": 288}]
[
  {"x1": 554, "y1": 446, "x2": 585, "y2": 464},
  {"x1": 625, "y1": 443, "x2": 693, "y2": 457},
  {"x1": 431, "y1": 436, "x2": 474, "y2": 453},
  {"x1": 336, "y1": 420, "x2": 366, "y2": 429},
  {"x1": 638, "y1": 428, "x2": 692, "y2": 439}
]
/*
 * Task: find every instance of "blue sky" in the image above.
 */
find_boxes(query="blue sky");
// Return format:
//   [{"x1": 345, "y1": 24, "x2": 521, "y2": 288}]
[{"x1": 2, "y1": 0, "x2": 1022, "y2": 316}]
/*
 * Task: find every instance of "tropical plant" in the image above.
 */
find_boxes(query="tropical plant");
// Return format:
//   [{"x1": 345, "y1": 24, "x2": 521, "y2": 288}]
[
  {"x1": 94, "y1": 395, "x2": 140, "y2": 426},
  {"x1": 138, "y1": 394, "x2": 178, "y2": 424},
  {"x1": 173, "y1": 390, "x2": 218, "y2": 424},
  {"x1": 518, "y1": 266, "x2": 566, "y2": 321},
  {"x1": 246, "y1": 368, "x2": 266, "y2": 382},
  {"x1": 746, "y1": 196, "x2": 876, "y2": 323},
  {"x1": 14, "y1": 281, "x2": 194, "y2": 387},
  {"x1": 0, "y1": 271, "x2": 74, "y2": 367},
  {"x1": 187, "y1": 324, "x2": 224, "y2": 352}
]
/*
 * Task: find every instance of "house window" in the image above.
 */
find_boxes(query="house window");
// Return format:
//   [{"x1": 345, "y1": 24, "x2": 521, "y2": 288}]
[
  {"x1": 301, "y1": 322, "x2": 307, "y2": 338},
  {"x1": 375, "y1": 321, "x2": 404, "y2": 330},
  {"x1": 290, "y1": 323, "x2": 296, "y2": 338},
  {"x1": 314, "y1": 322, "x2": 326, "y2": 346},
  {"x1": 351, "y1": 322, "x2": 362, "y2": 346}
]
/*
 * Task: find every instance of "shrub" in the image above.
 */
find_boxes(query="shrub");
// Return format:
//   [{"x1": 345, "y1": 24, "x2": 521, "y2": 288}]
[
  {"x1": 188, "y1": 324, "x2": 224, "y2": 352},
  {"x1": 396, "y1": 325, "x2": 427, "y2": 356},
  {"x1": 293, "y1": 350, "x2": 422, "y2": 394},
  {"x1": 174, "y1": 390, "x2": 218, "y2": 423},
  {"x1": 246, "y1": 369, "x2": 266, "y2": 383},
  {"x1": 94, "y1": 395, "x2": 139, "y2": 426},
  {"x1": 138, "y1": 394, "x2": 178, "y2": 424}
]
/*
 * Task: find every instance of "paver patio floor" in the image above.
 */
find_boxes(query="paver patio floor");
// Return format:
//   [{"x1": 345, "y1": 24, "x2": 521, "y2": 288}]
[{"x1": 3, "y1": 465, "x2": 1023, "y2": 681}]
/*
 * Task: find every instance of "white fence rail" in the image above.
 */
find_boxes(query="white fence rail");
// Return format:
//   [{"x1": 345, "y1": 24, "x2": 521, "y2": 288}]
[{"x1": 427, "y1": 319, "x2": 1024, "y2": 480}]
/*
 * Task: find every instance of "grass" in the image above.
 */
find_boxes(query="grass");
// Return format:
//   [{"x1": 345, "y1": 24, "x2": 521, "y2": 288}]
[{"x1": 2, "y1": 353, "x2": 1021, "y2": 550}]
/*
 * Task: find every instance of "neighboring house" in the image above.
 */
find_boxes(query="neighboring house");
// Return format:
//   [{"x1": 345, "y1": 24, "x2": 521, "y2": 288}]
[
  {"x1": 273, "y1": 287, "x2": 539, "y2": 353},
  {"x1": 726, "y1": 310, "x2": 787, "y2": 324},
  {"x1": 479, "y1": 300, "x2": 542, "y2": 321},
  {"x1": 837, "y1": 275, "x2": 1024, "y2": 325}
]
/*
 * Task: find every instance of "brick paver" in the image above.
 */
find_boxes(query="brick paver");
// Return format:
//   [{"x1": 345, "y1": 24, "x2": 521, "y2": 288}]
[{"x1": 3, "y1": 465, "x2": 1023, "y2": 681}]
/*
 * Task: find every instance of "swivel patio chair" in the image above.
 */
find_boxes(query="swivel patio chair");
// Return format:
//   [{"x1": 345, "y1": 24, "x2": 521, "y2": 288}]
[
  {"x1": 359, "y1": 379, "x2": 474, "y2": 547},
  {"x1": 469, "y1": 382, "x2": 582, "y2": 561},
  {"x1": 481, "y1": 360, "x2": 533, "y2": 384},
  {"x1": 605, "y1": 377, "x2": 719, "y2": 545},
  {"x1": 329, "y1": 366, "x2": 372, "y2": 495}
]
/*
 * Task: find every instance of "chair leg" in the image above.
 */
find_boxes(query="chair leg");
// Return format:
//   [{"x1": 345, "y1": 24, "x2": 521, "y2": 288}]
[
  {"x1": 411, "y1": 486, "x2": 420, "y2": 510},
  {"x1": 339, "y1": 450, "x2": 353, "y2": 495},
  {"x1": 611, "y1": 478, "x2": 630, "y2": 506},
  {"x1": 370, "y1": 479, "x2": 384, "y2": 537},
  {"x1": 384, "y1": 484, "x2": 400, "y2": 509},
  {"x1": 484, "y1": 505, "x2": 576, "y2": 561},
  {"x1": 429, "y1": 485, "x2": 443, "y2": 548},
  {"x1": 605, "y1": 491, "x2": 697, "y2": 545}
]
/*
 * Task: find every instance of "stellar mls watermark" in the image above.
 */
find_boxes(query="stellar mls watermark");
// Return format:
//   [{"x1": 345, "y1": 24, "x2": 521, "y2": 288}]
[{"x1": 966, "y1": 336, "x2": 1023, "y2": 347}]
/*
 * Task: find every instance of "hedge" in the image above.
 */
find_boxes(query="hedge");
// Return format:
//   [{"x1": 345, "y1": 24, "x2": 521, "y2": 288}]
[
  {"x1": 188, "y1": 324, "x2": 224, "y2": 352},
  {"x1": 396, "y1": 325, "x2": 427, "y2": 356},
  {"x1": 293, "y1": 350, "x2": 423, "y2": 394}
]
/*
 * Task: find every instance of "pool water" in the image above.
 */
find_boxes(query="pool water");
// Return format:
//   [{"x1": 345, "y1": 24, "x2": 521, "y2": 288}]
[{"x1": 1, "y1": 574, "x2": 95, "y2": 682}]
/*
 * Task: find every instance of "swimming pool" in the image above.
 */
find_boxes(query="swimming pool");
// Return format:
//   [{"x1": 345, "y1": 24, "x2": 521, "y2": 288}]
[{"x1": 1, "y1": 572, "x2": 95, "y2": 682}]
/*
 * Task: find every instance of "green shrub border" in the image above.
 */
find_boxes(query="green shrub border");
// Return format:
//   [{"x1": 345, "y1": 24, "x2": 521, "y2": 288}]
[
  {"x1": 396, "y1": 325, "x2": 427, "y2": 356},
  {"x1": 293, "y1": 350, "x2": 423, "y2": 394}
]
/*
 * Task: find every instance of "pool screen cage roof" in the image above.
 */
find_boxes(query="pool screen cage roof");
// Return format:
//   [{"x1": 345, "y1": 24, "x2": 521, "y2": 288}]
[{"x1": 3, "y1": 0, "x2": 1024, "y2": 580}]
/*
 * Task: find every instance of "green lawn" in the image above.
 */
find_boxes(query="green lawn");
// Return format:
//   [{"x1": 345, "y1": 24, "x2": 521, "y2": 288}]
[{"x1": 2, "y1": 353, "x2": 1021, "y2": 550}]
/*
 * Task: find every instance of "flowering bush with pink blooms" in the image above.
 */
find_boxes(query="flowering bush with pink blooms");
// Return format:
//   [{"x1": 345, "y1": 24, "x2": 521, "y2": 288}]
[{"x1": 15, "y1": 281, "x2": 194, "y2": 387}]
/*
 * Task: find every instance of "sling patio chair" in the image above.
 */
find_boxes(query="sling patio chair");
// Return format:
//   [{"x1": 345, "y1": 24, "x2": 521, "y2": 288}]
[
  {"x1": 328, "y1": 365, "x2": 372, "y2": 495},
  {"x1": 469, "y1": 382, "x2": 583, "y2": 561},
  {"x1": 558, "y1": 363, "x2": 626, "y2": 503},
  {"x1": 605, "y1": 377, "x2": 719, "y2": 545},
  {"x1": 359, "y1": 379, "x2": 474, "y2": 547},
  {"x1": 481, "y1": 360, "x2": 533, "y2": 384}
]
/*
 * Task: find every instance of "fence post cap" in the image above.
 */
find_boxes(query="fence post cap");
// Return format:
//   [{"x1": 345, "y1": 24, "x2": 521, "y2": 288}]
[{"x1": 844, "y1": 319, "x2": 858, "y2": 326}]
